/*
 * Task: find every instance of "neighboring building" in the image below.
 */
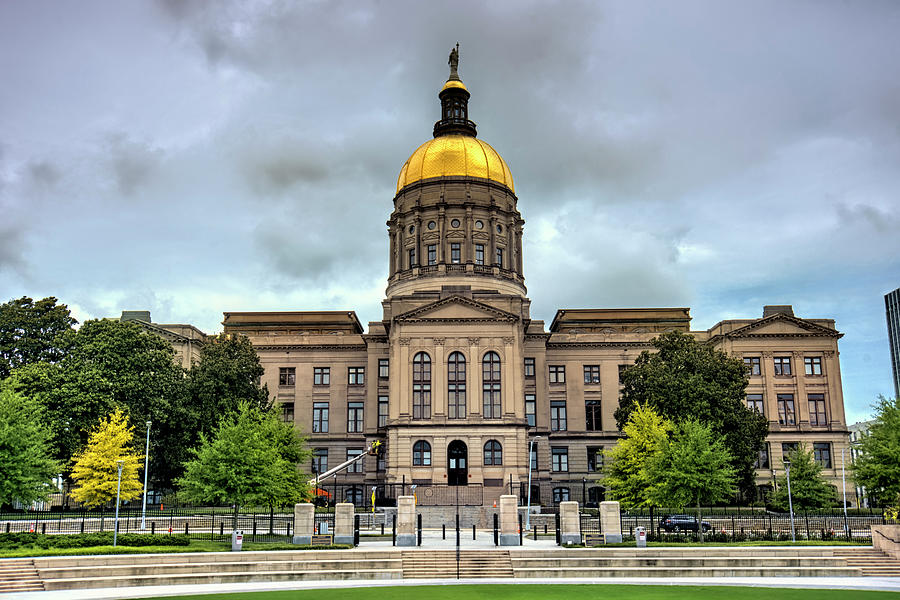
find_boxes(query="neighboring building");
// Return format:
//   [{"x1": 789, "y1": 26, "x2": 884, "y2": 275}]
[
  {"x1": 886, "y1": 287, "x2": 900, "y2": 398},
  {"x1": 849, "y1": 420, "x2": 874, "y2": 507},
  {"x1": 222, "y1": 54, "x2": 852, "y2": 507},
  {"x1": 119, "y1": 310, "x2": 207, "y2": 369}
]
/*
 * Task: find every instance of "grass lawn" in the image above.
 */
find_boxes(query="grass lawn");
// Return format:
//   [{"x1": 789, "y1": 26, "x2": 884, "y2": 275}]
[{"x1": 137, "y1": 584, "x2": 899, "y2": 600}]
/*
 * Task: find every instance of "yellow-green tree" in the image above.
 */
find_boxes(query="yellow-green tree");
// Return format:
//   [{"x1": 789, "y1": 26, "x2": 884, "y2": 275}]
[
  {"x1": 601, "y1": 403, "x2": 672, "y2": 507},
  {"x1": 71, "y1": 408, "x2": 143, "y2": 507}
]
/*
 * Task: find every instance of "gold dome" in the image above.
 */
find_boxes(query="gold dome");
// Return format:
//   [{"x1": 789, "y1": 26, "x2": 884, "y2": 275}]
[
  {"x1": 396, "y1": 135, "x2": 515, "y2": 194},
  {"x1": 441, "y1": 79, "x2": 467, "y2": 92}
]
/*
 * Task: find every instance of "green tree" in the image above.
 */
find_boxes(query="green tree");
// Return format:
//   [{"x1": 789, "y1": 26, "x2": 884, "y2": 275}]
[
  {"x1": 601, "y1": 403, "x2": 672, "y2": 507},
  {"x1": 615, "y1": 330, "x2": 768, "y2": 497},
  {"x1": 853, "y1": 396, "x2": 900, "y2": 508},
  {"x1": 644, "y1": 419, "x2": 736, "y2": 541},
  {"x1": 187, "y1": 334, "x2": 270, "y2": 436},
  {"x1": 0, "y1": 296, "x2": 77, "y2": 379},
  {"x1": 9, "y1": 319, "x2": 190, "y2": 487},
  {"x1": 178, "y1": 402, "x2": 310, "y2": 529},
  {"x1": 771, "y1": 444, "x2": 837, "y2": 511},
  {"x1": 0, "y1": 382, "x2": 60, "y2": 506},
  {"x1": 71, "y1": 408, "x2": 144, "y2": 508}
]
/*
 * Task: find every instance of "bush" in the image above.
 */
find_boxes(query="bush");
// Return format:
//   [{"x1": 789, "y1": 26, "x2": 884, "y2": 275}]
[{"x1": 0, "y1": 532, "x2": 191, "y2": 549}]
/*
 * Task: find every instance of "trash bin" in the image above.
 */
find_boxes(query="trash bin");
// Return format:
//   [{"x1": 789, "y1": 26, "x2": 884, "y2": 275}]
[
  {"x1": 231, "y1": 530, "x2": 244, "y2": 552},
  {"x1": 636, "y1": 526, "x2": 647, "y2": 548}
]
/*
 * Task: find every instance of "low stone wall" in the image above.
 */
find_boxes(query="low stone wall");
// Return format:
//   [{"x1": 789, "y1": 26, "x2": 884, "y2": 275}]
[{"x1": 872, "y1": 525, "x2": 900, "y2": 560}]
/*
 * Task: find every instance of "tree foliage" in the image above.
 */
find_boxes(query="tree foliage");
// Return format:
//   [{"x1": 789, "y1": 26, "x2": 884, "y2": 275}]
[
  {"x1": 0, "y1": 382, "x2": 60, "y2": 506},
  {"x1": 615, "y1": 330, "x2": 768, "y2": 496},
  {"x1": 601, "y1": 404, "x2": 672, "y2": 507},
  {"x1": 0, "y1": 296, "x2": 77, "y2": 380},
  {"x1": 178, "y1": 402, "x2": 310, "y2": 528},
  {"x1": 644, "y1": 419, "x2": 736, "y2": 541},
  {"x1": 771, "y1": 444, "x2": 837, "y2": 511},
  {"x1": 71, "y1": 408, "x2": 144, "y2": 508},
  {"x1": 853, "y1": 395, "x2": 900, "y2": 508}
]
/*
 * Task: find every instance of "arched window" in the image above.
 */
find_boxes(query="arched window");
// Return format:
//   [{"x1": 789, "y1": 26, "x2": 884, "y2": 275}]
[
  {"x1": 412, "y1": 352, "x2": 431, "y2": 419},
  {"x1": 483, "y1": 440, "x2": 502, "y2": 466},
  {"x1": 413, "y1": 440, "x2": 431, "y2": 466},
  {"x1": 482, "y1": 351, "x2": 501, "y2": 418},
  {"x1": 448, "y1": 351, "x2": 466, "y2": 419}
]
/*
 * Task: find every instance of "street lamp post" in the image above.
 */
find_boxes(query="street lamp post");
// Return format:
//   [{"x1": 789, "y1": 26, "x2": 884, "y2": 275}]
[
  {"x1": 525, "y1": 436, "x2": 541, "y2": 532},
  {"x1": 113, "y1": 460, "x2": 124, "y2": 547},
  {"x1": 141, "y1": 421, "x2": 151, "y2": 530},
  {"x1": 785, "y1": 460, "x2": 796, "y2": 543}
]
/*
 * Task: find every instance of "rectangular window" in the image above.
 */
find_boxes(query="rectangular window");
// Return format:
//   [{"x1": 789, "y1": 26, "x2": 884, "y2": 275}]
[
  {"x1": 744, "y1": 357, "x2": 761, "y2": 376},
  {"x1": 279, "y1": 367, "x2": 296, "y2": 386},
  {"x1": 495, "y1": 247, "x2": 504, "y2": 267},
  {"x1": 550, "y1": 400, "x2": 567, "y2": 431},
  {"x1": 782, "y1": 442, "x2": 798, "y2": 463},
  {"x1": 427, "y1": 244, "x2": 437, "y2": 265},
  {"x1": 583, "y1": 365, "x2": 600, "y2": 384},
  {"x1": 450, "y1": 243, "x2": 461, "y2": 263},
  {"x1": 346, "y1": 448, "x2": 364, "y2": 473},
  {"x1": 551, "y1": 447, "x2": 569, "y2": 472},
  {"x1": 377, "y1": 449, "x2": 386, "y2": 472},
  {"x1": 312, "y1": 449, "x2": 328, "y2": 474},
  {"x1": 549, "y1": 365, "x2": 566, "y2": 383},
  {"x1": 347, "y1": 402, "x2": 364, "y2": 433},
  {"x1": 585, "y1": 399, "x2": 602, "y2": 431},
  {"x1": 777, "y1": 394, "x2": 795, "y2": 425},
  {"x1": 618, "y1": 364, "x2": 628, "y2": 385},
  {"x1": 408, "y1": 248, "x2": 416, "y2": 268},
  {"x1": 808, "y1": 394, "x2": 827, "y2": 426},
  {"x1": 754, "y1": 443, "x2": 770, "y2": 469},
  {"x1": 587, "y1": 446, "x2": 603, "y2": 472},
  {"x1": 804, "y1": 356, "x2": 823, "y2": 376},
  {"x1": 530, "y1": 446, "x2": 537, "y2": 470},
  {"x1": 475, "y1": 244, "x2": 485, "y2": 265},
  {"x1": 378, "y1": 395, "x2": 389, "y2": 428},
  {"x1": 524, "y1": 357, "x2": 535, "y2": 377},
  {"x1": 773, "y1": 356, "x2": 792, "y2": 376},
  {"x1": 378, "y1": 359, "x2": 389, "y2": 379},
  {"x1": 746, "y1": 393, "x2": 764, "y2": 415},
  {"x1": 525, "y1": 394, "x2": 536, "y2": 427},
  {"x1": 313, "y1": 367, "x2": 330, "y2": 386},
  {"x1": 312, "y1": 402, "x2": 329, "y2": 433},
  {"x1": 813, "y1": 442, "x2": 832, "y2": 468},
  {"x1": 553, "y1": 487, "x2": 570, "y2": 503},
  {"x1": 348, "y1": 367, "x2": 365, "y2": 385},
  {"x1": 280, "y1": 402, "x2": 294, "y2": 423}
]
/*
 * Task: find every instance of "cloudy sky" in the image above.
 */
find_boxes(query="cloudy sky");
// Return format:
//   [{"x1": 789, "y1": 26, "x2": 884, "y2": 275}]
[{"x1": 2, "y1": 1, "x2": 898, "y2": 422}]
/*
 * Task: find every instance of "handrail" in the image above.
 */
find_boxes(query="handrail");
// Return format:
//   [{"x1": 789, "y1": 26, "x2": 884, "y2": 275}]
[{"x1": 873, "y1": 527, "x2": 900, "y2": 545}]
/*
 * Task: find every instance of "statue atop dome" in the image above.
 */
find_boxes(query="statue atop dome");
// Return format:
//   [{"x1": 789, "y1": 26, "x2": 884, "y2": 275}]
[{"x1": 448, "y1": 43, "x2": 460, "y2": 80}]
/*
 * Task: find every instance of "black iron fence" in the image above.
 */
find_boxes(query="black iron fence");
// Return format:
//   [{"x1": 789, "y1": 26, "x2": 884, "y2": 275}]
[{"x1": 313, "y1": 482, "x2": 483, "y2": 507}]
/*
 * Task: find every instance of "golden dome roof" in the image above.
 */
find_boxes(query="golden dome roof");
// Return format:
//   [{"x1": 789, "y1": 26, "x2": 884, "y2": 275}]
[
  {"x1": 396, "y1": 134, "x2": 515, "y2": 194},
  {"x1": 441, "y1": 79, "x2": 467, "y2": 92}
]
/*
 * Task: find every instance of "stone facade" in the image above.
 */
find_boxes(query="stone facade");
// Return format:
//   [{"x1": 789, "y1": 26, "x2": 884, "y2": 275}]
[{"x1": 222, "y1": 57, "x2": 852, "y2": 507}]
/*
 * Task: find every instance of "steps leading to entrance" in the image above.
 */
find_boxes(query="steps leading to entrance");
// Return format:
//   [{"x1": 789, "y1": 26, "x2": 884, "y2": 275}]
[
  {"x1": 833, "y1": 547, "x2": 900, "y2": 577},
  {"x1": 0, "y1": 558, "x2": 44, "y2": 593},
  {"x1": 402, "y1": 550, "x2": 513, "y2": 579}
]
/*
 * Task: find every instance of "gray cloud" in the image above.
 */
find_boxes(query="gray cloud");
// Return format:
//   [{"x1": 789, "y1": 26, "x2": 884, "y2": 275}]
[
  {"x1": 104, "y1": 134, "x2": 163, "y2": 196},
  {"x1": 27, "y1": 160, "x2": 61, "y2": 187}
]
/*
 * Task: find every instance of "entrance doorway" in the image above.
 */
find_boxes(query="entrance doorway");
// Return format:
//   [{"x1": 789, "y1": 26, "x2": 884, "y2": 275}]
[{"x1": 448, "y1": 440, "x2": 468, "y2": 486}]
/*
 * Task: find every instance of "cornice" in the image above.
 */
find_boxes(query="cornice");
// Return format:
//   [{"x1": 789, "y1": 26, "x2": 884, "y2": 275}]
[{"x1": 255, "y1": 344, "x2": 368, "y2": 352}]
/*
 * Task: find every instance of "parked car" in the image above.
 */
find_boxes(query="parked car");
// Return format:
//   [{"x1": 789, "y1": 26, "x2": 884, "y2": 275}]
[{"x1": 659, "y1": 514, "x2": 711, "y2": 533}]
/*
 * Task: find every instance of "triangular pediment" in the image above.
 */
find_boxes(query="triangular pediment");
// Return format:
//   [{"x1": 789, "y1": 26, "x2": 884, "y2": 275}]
[
  {"x1": 394, "y1": 296, "x2": 520, "y2": 323},
  {"x1": 727, "y1": 314, "x2": 840, "y2": 338}
]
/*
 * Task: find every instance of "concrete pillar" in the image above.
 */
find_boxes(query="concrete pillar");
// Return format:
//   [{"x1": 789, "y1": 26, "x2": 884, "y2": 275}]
[
  {"x1": 396, "y1": 495, "x2": 417, "y2": 546},
  {"x1": 292, "y1": 503, "x2": 315, "y2": 545},
  {"x1": 600, "y1": 500, "x2": 622, "y2": 543},
  {"x1": 333, "y1": 502, "x2": 355, "y2": 545},
  {"x1": 499, "y1": 494, "x2": 520, "y2": 546},
  {"x1": 559, "y1": 500, "x2": 580, "y2": 545}
]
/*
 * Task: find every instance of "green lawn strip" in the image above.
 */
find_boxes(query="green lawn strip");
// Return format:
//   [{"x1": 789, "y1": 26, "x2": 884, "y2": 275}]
[{"x1": 136, "y1": 584, "x2": 900, "y2": 600}]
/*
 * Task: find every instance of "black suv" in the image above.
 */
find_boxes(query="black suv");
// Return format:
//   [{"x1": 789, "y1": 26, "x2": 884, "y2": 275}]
[{"x1": 659, "y1": 514, "x2": 711, "y2": 533}]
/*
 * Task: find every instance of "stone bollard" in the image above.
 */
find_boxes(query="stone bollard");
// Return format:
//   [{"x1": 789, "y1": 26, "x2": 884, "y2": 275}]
[
  {"x1": 559, "y1": 500, "x2": 581, "y2": 545},
  {"x1": 333, "y1": 503, "x2": 355, "y2": 545},
  {"x1": 396, "y1": 495, "x2": 417, "y2": 547},
  {"x1": 600, "y1": 500, "x2": 622, "y2": 543},
  {"x1": 292, "y1": 503, "x2": 315, "y2": 545},
  {"x1": 499, "y1": 495, "x2": 520, "y2": 546}
]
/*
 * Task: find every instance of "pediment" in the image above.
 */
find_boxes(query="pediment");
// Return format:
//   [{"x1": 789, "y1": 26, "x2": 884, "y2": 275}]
[
  {"x1": 446, "y1": 231, "x2": 467, "y2": 240},
  {"x1": 394, "y1": 296, "x2": 520, "y2": 323},
  {"x1": 727, "y1": 314, "x2": 840, "y2": 338}
]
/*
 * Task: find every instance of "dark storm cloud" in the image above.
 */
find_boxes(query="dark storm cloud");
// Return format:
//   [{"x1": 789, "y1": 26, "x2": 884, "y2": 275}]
[{"x1": 104, "y1": 134, "x2": 164, "y2": 196}]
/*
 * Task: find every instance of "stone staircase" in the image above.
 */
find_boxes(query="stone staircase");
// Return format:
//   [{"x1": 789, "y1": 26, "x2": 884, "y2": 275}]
[
  {"x1": 402, "y1": 550, "x2": 513, "y2": 578},
  {"x1": 833, "y1": 547, "x2": 900, "y2": 577},
  {"x1": 510, "y1": 547, "x2": 864, "y2": 578},
  {"x1": 0, "y1": 558, "x2": 44, "y2": 593}
]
